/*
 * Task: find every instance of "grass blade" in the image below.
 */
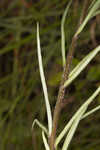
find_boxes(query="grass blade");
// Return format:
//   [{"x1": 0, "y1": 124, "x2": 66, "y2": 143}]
[
  {"x1": 32, "y1": 119, "x2": 48, "y2": 135},
  {"x1": 75, "y1": 0, "x2": 100, "y2": 36},
  {"x1": 62, "y1": 106, "x2": 87, "y2": 150},
  {"x1": 64, "y1": 45, "x2": 100, "y2": 88},
  {"x1": 81, "y1": 105, "x2": 100, "y2": 119},
  {"x1": 55, "y1": 86, "x2": 100, "y2": 147},
  {"x1": 61, "y1": 0, "x2": 72, "y2": 67},
  {"x1": 37, "y1": 22, "x2": 52, "y2": 135},
  {"x1": 42, "y1": 131, "x2": 50, "y2": 150}
]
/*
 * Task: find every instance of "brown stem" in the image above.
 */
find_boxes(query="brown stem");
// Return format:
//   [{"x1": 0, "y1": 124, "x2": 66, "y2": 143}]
[
  {"x1": 49, "y1": 35, "x2": 78, "y2": 150},
  {"x1": 49, "y1": 1, "x2": 89, "y2": 149}
]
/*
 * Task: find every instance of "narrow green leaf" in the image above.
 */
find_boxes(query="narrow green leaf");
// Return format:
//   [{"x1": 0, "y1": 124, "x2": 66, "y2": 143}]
[
  {"x1": 81, "y1": 105, "x2": 100, "y2": 119},
  {"x1": 37, "y1": 22, "x2": 52, "y2": 135},
  {"x1": 61, "y1": 0, "x2": 72, "y2": 67},
  {"x1": 75, "y1": 0, "x2": 100, "y2": 36},
  {"x1": 62, "y1": 106, "x2": 87, "y2": 150},
  {"x1": 64, "y1": 45, "x2": 100, "y2": 88},
  {"x1": 42, "y1": 131, "x2": 50, "y2": 150},
  {"x1": 55, "y1": 87, "x2": 100, "y2": 147},
  {"x1": 32, "y1": 119, "x2": 48, "y2": 135}
]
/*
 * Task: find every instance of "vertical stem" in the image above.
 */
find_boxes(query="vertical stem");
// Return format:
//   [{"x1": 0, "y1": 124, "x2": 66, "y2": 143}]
[
  {"x1": 49, "y1": 35, "x2": 78, "y2": 150},
  {"x1": 49, "y1": 1, "x2": 89, "y2": 149}
]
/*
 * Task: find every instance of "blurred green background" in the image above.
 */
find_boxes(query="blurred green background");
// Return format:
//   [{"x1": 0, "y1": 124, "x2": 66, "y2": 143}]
[{"x1": 0, "y1": 0, "x2": 100, "y2": 150}]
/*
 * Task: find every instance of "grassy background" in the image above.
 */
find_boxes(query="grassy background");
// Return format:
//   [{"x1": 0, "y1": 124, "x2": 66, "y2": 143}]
[{"x1": 0, "y1": 0, "x2": 100, "y2": 150}]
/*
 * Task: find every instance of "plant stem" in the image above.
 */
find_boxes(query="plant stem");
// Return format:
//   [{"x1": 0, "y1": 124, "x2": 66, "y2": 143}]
[
  {"x1": 49, "y1": 35, "x2": 78, "y2": 150},
  {"x1": 49, "y1": 1, "x2": 89, "y2": 149}
]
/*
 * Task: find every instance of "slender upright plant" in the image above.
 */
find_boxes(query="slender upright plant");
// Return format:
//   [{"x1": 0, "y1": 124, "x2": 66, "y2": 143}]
[{"x1": 32, "y1": 1, "x2": 100, "y2": 150}]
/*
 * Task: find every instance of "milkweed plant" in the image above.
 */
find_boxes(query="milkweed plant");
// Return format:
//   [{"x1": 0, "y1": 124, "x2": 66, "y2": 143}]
[{"x1": 32, "y1": 0, "x2": 100, "y2": 150}]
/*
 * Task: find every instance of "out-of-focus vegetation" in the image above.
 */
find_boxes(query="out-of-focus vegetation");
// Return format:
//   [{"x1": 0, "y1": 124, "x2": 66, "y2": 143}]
[{"x1": 0, "y1": 0, "x2": 100, "y2": 150}]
